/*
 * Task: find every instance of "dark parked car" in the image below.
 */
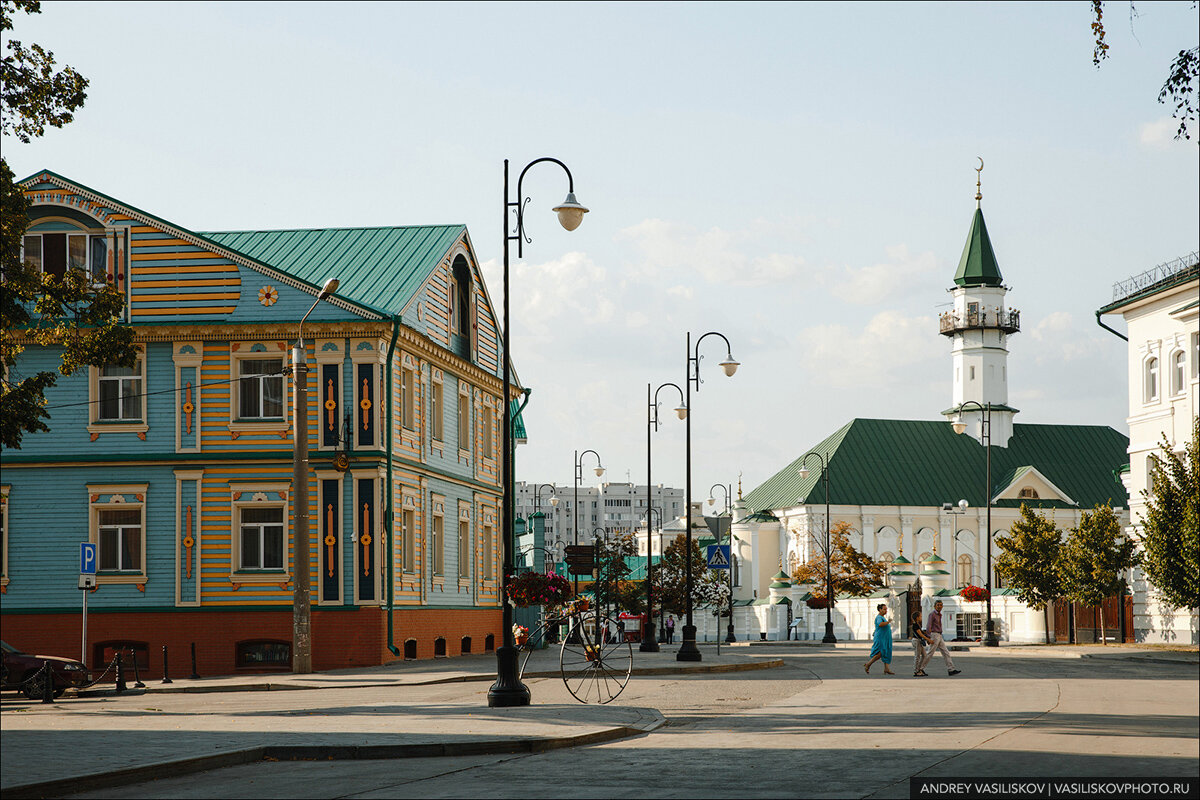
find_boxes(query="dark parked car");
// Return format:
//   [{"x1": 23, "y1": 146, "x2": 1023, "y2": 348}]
[{"x1": 1, "y1": 640, "x2": 91, "y2": 698}]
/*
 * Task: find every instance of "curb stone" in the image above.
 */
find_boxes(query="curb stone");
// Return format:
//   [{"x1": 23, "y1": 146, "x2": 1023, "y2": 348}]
[{"x1": 1, "y1": 710, "x2": 665, "y2": 800}]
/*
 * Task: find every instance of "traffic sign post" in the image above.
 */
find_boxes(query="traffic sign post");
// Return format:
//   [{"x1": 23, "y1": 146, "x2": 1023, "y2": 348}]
[
  {"x1": 706, "y1": 544, "x2": 730, "y2": 570},
  {"x1": 79, "y1": 543, "x2": 96, "y2": 667},
  {"x1": 564, "y1": 544, "x2": 596, "y2": 576}
]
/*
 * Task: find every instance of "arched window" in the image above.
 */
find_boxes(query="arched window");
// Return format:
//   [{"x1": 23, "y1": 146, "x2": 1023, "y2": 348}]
[
  {"x1": 957, "y1": 554, "x2": 972, "y2": 587},
  {"x1": 1018, "y1": 487, "x2": 1038, "y2": 499},
  {"x1": 878, "y1": 551, "x2": 895, "y2": 586},
  {"x1": 918, "y1": 551, "x2": 931, "y2": 567},
  {"x1": 403, "y1": 639, "x2": 417, "y2": 660},
  {"x1": 1172, "y1": 350, "x2": 1186, "y2": 395},
  {"x1": 1145, "y1": 357, "x2": 1159, "y2": 403}
]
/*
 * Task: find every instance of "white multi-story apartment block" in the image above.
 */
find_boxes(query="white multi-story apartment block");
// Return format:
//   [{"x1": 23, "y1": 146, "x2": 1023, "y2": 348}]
[
  {"x1": 513, "y1": 481, "x2": 685, "y2": 555},
  {"x1": 1098, "y1": 251, "x2": 1199, "y2": 644}
]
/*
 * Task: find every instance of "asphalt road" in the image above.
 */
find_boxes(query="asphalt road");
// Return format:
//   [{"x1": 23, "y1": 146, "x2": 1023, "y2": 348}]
[{"x1": 64, "y1": 647, "x2": 1199, "y2": 800}]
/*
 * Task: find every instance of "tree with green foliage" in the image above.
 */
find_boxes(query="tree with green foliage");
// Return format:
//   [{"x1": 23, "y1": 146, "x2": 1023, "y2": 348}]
[
  {"x1": 652, "y1": 534, "x2": 720, "y2": 618},
  {"x1": 1138, "y1": 419, "x2": 1200, "y2": 611},
  {"x1": 1, "y1": 0, "x2": 137, "y2": 449},
  {"x1": 1091, "y1": 1, "x2": 1198, "y2": 141},
  {"x1": 790, "y1": 521, "x2": 888, "y2": 600},
  {"x1": 1060, "y1": 502, "x2": 1139, "y2": 644},
  {"x1": 995, "y1": 504, "x2": 1064, "y2": 643}
]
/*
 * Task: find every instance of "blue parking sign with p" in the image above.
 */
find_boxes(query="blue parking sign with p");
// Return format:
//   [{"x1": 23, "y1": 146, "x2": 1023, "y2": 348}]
[{"x1": 80, "y1": 542, "x2": 97, "y2": 575}]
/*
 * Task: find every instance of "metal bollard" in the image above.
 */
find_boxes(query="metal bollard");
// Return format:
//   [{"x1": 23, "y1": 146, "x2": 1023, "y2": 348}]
[
  {"x1": 115, "y1": 655, "x2": 126, "y2": 694},
  {"x1": 129, "y1": 652, "x2": 144, "y2": 690},
  {"x1": 189, "y1": 642, "x2": 200, "y2": 680},
  {"x1": 161, "y1": 645, "x2": 173, "y2": 684},
  {"x1": 41, "y1": 663, "x2": 54, "y2": 703}
]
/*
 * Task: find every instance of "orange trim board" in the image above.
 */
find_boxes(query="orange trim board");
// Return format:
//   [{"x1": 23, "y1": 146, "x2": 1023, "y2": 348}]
[
  {"x1": 131, "y1": 307, "x2": 236, "y2": 316},
  {"x1": 131, "y1": 238, "x2": 197, "y2": 248},
  {"x1": 131, "y1": 265, "x2": 238, "y2": 274},
  {"x1": 133, "y1": 292, "x2": 240, "y2": 302},
  {"x1": 131, "y1": 251, "x2": 230, "y2": 261}
]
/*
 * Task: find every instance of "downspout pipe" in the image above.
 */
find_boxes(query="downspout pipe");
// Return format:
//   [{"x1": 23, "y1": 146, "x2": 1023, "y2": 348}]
[
  {"x1": 384, "y1": 316, "x2": 401, "y2": 656},
  {"x1": 1095, "y1": 310, "x2": 1128, "y2": 341}
]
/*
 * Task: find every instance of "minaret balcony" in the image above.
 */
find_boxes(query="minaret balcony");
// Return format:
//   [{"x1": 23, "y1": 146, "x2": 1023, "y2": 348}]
[{"x1": 938, "y1": 308, "x2": 1020, "y2": 336}]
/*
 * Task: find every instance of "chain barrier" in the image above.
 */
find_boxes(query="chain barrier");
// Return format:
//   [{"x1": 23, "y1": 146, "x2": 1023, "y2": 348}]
[{"x1": 3, "y1": 653, "x2": 124, "y2": 698}]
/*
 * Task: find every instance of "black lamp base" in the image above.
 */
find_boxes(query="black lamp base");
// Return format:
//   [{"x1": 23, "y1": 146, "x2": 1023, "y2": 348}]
[
  {"x1": 676, "y1": 626, "x2": 702, "y2": 661},
  {"x1": 487, "y1": 645, "x2": 531, "y2": 707},
  {"x1": 724, "y1": 624, "x2": 736, "y2": 643},
  {"x1": 640, "y1": 622, "x2": 660, "y2": 652},
  {"x1": 822, "y1": 621, "x2": 837, "y2": 643}
]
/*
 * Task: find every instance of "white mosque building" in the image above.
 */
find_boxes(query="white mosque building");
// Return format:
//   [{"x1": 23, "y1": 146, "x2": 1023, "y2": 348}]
[{"x1": 724, "y1": 179, "x2": 1132, "y2": 645}]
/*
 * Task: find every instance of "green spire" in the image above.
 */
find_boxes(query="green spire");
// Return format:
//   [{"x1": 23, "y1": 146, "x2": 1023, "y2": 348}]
[{"x1": 953, "y1": 207, "x2": 1003, "y2": 287}]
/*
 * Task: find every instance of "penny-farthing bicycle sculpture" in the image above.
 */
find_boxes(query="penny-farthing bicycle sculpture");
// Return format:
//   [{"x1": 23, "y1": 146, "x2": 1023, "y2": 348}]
[{"x1": 508, "y1": 546, "x2": 638, "y2": 705}]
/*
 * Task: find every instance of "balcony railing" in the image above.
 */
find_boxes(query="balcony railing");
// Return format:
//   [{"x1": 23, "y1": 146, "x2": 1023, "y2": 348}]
[
  {"x1": 1110, "y1": 252, "x2": 1199, "y2": 304},
  {"x1": 939, "y1": 308, "x2": 1021, "y2": 335}
]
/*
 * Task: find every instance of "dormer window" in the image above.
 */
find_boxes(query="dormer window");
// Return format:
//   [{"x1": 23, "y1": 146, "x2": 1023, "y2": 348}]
[
  {"x1": 23, "y1": 232, "x2": 107, "y2": 281},
  {"x1": 1018, "y1": 487, "x2": 1038, "y2": 499}
]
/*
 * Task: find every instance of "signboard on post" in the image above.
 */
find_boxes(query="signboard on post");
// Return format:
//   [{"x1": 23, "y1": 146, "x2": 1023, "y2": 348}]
[
  {"x1": 80, "y1": 542, "x2": 97, "y2": 575},
  {"x1": 564, "y1": 544, "x2": 596, "y2": 576},
  {"x1": 706, "y1": 544, "x2": 730, "y2": 570}
]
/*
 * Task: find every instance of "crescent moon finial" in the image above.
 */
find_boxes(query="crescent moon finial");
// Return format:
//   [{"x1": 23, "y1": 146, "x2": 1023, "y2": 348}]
[{"x1": 975, "y1": 157, "x2": 984, "y2": 207}]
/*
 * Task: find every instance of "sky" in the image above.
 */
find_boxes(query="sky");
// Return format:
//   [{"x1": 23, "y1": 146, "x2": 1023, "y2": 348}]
[{"x1": 5, "y1": 1, "x2": 1198, "y2": 511}]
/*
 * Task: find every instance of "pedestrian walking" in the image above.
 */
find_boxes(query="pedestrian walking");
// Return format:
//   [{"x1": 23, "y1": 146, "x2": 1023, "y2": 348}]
[
  {"x1": 910, "y1": 610, "x2": 933, "y2": 676},
  {"x1": 919, "y1": 600, "x2": 962, "y2": 676},
  {"x1": 666, "y1": 616, "x2": 675, "y2": 643},
  {"x1": 863, "y1": 603, "x2": 895, "y2": 674}
]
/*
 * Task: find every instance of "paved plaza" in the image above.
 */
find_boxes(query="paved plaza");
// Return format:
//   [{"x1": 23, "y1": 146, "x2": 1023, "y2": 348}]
[{"x1": 1, "y1": 643, "x2": 1196, "y2": 799}]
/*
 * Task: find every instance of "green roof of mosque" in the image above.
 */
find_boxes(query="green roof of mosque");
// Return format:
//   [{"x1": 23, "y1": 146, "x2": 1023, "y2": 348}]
[
  {"x1": 742, "y1": 419, "x2": 1128, "y2": 513},
  {"x1": 953, "y1": 208, "x2": 1003, "y2": 287},
  {"x1": 202, "y1": 225, "x2": 467, "y2": 317}
]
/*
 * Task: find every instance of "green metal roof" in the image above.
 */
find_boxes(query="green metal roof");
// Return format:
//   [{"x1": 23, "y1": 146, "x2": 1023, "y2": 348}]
[
  {"x1": 953, "y1": 208, "x2": 1003, "y2": 287},
  {"x1": 510, "y1": 399, "x2": 528, "y2": 442},
  {"x1": 742, "y1": 418, "x2": 1128, "y2": 514},
  {"x1": 202, "y1": 226, "x2": 467, "y2": 317}
]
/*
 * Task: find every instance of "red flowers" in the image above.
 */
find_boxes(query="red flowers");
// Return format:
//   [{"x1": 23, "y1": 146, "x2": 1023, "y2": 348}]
[
  {"x1": 506, "y1": 571, "x2": 574, "y2": 608},
  {"x1": 960, "y1": 585, "x2": 990, "y2": 602}
]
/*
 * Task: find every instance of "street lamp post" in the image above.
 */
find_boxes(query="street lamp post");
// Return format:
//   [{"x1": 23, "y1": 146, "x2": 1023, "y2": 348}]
[
  {"x1": 950, "y1": 401, "x2": 999, "y2": 647},
  {"x1": 943, "y1": 500, "x2": 970, "y2": 587},
  {"x1": 531, "y1": 483, "x2": 559, "y2": 570},
  {"x1": 292, "y1": 277, "x2": 340, "y2": 674},
  {"x1": 574, "y1": 449, "x2": 605, "y2": 599},
  {"x1": 798, "y1": 452, "x2": 836, "y2": 643},
  {"x1": 707, "y1": 484, "x2": 735, "y2": 643},
  {"x1": 680, "y1": 331, "x2": 740, "y2": 662},
  {"x1": 593, "y1": 526, "x2": 610, "y2": 640},
  {"x1": 489, "y1": 158, "x2": 589, "y2": 708},
  {"x1": 645, "y1": 382, "x2": 687, "y2": 653},
  {"x1": 640, "y1": 506, "x2": 664, "y2": 652}
]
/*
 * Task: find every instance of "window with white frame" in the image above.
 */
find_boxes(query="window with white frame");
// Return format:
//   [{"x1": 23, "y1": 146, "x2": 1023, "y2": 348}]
[
  {"x1": 238, "y1": 358, "x2": 284, "y2": 419},
  {"x1": 239, "y1": 506, "x2": 285, "y2": 571},
  {"x1": 878, "y1": 551, "x2": 894, "y2": 587},
  {"x1": 98, "y1": 362, "x2": 142, "y2": 421},
  {"x1": 482, "y1": 523, "x2": 494, "y2": 580},
  {"x1": 1144, "y1": 356, "x2": 1160, "y2": 403},
  {"x1": 458, "y1": 516, "x2": 470, "y2": 578},
  {"x1": 1171, "y1": 350, "x2": 1186, "y2": 395},
  {"x1": 458, "y1": 389, "x2": 471, "y2": 453},
  {"x1": 431, "y1": 378, "x2": 444, "y2": 442},
  {"x1": 23, "y1": 230, "x2": 108, "y2": 280},
  {"x1": 88, "y1": 351, "x2": 148, "y2": 433},
  {"x1": 1192, "y1": 332, "x2": 1199, "y2": 379},
  {"x1": 402, "y1": 508, "x2": 416, "y2": 572},
  {"x1": 99, "y1": 509, "x2": 142, "y2": 572},
  {"x1": 431, "y1": 511, "x2": 444, "y2": 576},
  {"x1": 482, "y1": 402, "x2": 494, "y2": 459},
  {"x1": 88, "y1": 486, "x2": 148, "y2": 583},
  {"x1": 957, "y1": 554, "x2": 972, "y2": 587},
  {"x1": 402, "y1": 366, "x2": 416, "y2": 430}
]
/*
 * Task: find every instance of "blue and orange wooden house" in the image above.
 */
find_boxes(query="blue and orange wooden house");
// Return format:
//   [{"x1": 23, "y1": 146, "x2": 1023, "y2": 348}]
[{"x1": 1, "y1": 170, "x2": 516, "y2": 674}]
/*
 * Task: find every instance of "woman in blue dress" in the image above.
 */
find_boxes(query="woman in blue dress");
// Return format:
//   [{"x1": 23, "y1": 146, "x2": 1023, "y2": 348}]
[{"x1": 863, "y1": 602, "x2": 895, "y2": 674}]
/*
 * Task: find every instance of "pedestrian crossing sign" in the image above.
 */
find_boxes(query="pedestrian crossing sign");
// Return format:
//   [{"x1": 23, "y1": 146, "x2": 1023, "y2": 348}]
[{"x1": 706, "y1": 544, "x2": 730, "y2": 569}]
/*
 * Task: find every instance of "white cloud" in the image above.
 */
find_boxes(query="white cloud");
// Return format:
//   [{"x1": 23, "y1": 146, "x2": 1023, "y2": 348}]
[
  {"x1": 793, "y1": 310, "x2": 942, "y2": 390},
  {"x1": 826, "y1": 244, "x2": 940, "y2": 305},
  {"x1": 617, "y1": 218, "x2": 808, "y2": 287},
  {"x1": 1138, "y1": 117, "x2": 1191, "y2": 150}
]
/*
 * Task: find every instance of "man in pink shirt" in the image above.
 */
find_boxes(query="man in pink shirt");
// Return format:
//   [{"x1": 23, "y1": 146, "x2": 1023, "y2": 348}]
[{"x1": 919, "y1": 600, "x2": 962, "y2": 676}]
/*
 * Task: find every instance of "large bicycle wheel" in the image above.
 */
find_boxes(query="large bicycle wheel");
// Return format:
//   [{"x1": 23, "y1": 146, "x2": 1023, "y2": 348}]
[{"x1": 560, "y1": 613, "x2": 632, "y2": 704}]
